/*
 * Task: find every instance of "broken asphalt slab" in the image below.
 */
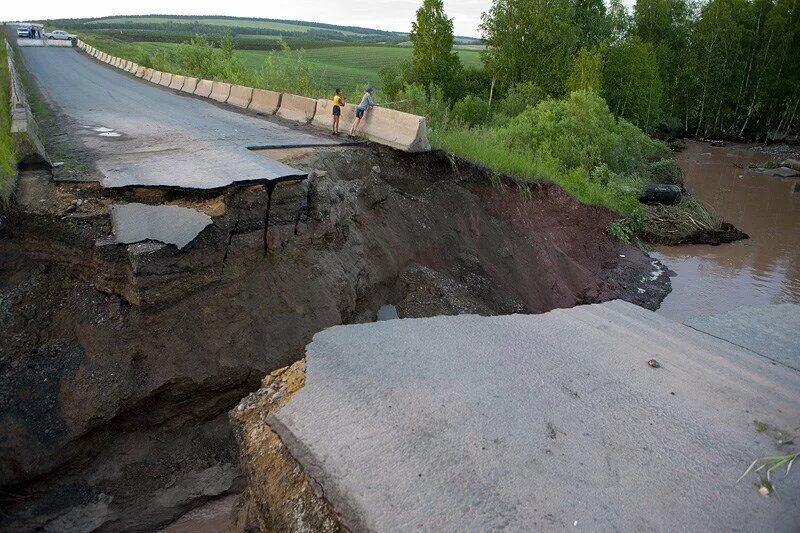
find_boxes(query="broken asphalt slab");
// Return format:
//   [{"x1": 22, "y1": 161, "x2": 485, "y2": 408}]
[
  {"x1": 268, "y1": 300, "x2": 800, "y2": 531},
  {"x1": 18, "y1": 47, "x2": 345, "y2": 190},
  {"x1": 110, "y1": 203, "x2": 212, "y2": 250}
]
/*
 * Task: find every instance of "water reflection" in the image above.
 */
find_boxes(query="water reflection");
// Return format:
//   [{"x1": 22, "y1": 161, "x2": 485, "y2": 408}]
[{"x1": 653, "y1": 141, "x2": 800, "y2": 321}]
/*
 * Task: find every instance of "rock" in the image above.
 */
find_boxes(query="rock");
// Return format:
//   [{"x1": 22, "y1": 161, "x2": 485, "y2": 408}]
[
  {"x1": 639, "y1": 183, "x2": 682, "y2": 206},
  {"x1": 773, "y1": 166, "x2": 800, "y2": 178},
  {"x1": 780, "y1": 158, "x2": 800, "y2": 171},
  {"x1": 710, "y1": 140, "x2": 725, "y2": 147}
]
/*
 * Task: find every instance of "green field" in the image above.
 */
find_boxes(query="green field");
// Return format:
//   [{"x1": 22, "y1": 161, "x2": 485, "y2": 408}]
[
  {"x1": 84, "y1": 16, "x2": 384, "y2": 37},
  {"x1": 87, "y1": 36, "x2": 484, "y2": 93},
  {"x1": 239, "y1": 46, "x2": 483, "y2": 89}
]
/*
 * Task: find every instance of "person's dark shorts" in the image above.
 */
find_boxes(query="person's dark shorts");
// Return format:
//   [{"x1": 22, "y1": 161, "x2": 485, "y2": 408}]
[
  {"x1": 332, "y1": 105, "x2": 341, "y2": 116},
  {"x1": 355, "y1": 107, "x2": 366, "y2": 119}
]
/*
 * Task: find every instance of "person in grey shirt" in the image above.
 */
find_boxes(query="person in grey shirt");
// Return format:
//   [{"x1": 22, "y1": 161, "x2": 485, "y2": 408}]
[{"x1": 349, "y1": 87, "x2": 378, "y2": 138}]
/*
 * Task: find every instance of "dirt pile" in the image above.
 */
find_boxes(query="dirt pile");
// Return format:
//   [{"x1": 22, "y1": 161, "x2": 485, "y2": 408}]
[{"x1": 0, "y1": 146, "x2": 670, "y2": 530}]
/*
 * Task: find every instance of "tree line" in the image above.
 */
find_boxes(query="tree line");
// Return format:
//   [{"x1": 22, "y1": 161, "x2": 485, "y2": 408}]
[{"x1": 404, "y1": 0, "x2": 799, "y2": 140}]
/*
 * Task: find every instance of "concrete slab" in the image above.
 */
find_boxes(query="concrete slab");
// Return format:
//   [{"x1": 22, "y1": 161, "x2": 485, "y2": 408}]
[
  {"x1": 248, "y1": 89, "x2": 281, "y2": 115},
  {"x1": 135, "y1": 66, "x2": 146, "y2": 78},
  {"x1": 150, "y1": 71, "x2": 163, "y2": 85},
  {"x1": 684, "y1": 304, "x2": 800, "y2": 371},
  {"x1": 143, "y1": 68, "x2": 154, "y2": 81},
  {"x1": 159, "y1": 72, "x2": 173, "y2": 87},
  {"x1": 227, "y1": 85, "x2": 253, "y2": 109},
  {"x1": 276, "y1": 93, "x2": 317, "y2": 124},
  {"x1": 269, "y1": 300, "x2": 800, "y2": 532},
  {"x1": 210, "y1": 81, "x2": 232, "y2": 103},
  {"x1": 195, "y1": 79, "x2": 213, "y2": 98},
  {"x1": 19, "y1": 47, "x2": 345, "y2": 190},
  {"x1": 110, "y1": 203, "x2": 212, "y2": 250}
]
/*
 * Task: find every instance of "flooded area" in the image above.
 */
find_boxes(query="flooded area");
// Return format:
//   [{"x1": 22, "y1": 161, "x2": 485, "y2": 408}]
[{"x1": 654, "y1": 140, "x2": 800, "y2": 321}]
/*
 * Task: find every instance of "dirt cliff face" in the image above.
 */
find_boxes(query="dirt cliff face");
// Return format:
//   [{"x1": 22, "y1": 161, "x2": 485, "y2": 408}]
[{"x1": 0, "y1": 146, "x2": 670, "y2": 530}]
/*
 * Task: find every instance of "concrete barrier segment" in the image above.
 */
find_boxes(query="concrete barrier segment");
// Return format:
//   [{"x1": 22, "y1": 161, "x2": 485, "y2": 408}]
[
  {"x1": 168, "y1": 75, "x2": 186, "y2": 91},
  {"x1": 194, "y1": 79, "x2": 213, "y2": 98},
  {"x1": 358, "y1": 107, "x2": 430, "y2": 152},
  {"x1": 313, "y1": 99, "x2": 358, "y2": 132},
  {"x1": 248, "y1": 89, "x2": 281, "y2": 115},
  {"x1": 227, "y1": 85, "x2": 253, "y2": 109},
  {"x1": 181, "y1": 77, "x2": 199, "y2": 94},
  {"x1": 276, "y1": 93, "x2": 317, "y2": 124},
  {"x1": 135, "y1": 66, "x2": 146, "y2": 78},
  {"x1": 149, "y1": 71, "x2": 163, "y2": 85},
  {"x1": 159, "y1": 72, "x2": 173, "y2": 87},
  {"x1": 210, "y1": 81, "x2": 232, "y2": 103},
  {"x1": 143, "y1": 68, "x2": 154, "y2": 81}
]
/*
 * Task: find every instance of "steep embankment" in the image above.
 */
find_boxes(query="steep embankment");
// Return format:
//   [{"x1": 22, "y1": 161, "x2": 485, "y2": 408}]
[{"x1": 0, "y1": 145, "x2": 670, "y2": 530}]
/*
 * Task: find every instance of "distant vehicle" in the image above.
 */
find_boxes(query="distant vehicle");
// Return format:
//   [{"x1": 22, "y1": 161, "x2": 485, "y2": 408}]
[
  {"x1": 45, "y1": 30, "x2": 76, "y2": 41},
  {"x1": 17, "y1": 25, "x2": 32, "y2": 38}
]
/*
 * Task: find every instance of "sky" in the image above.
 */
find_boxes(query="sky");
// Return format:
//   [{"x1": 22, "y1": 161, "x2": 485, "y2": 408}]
[{"x1": 3, "y1": 0, "x2": 495, "y2": 38}]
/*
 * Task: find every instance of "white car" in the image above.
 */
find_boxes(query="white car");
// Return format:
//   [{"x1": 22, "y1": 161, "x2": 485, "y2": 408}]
[{"x1": 45, "y1": 30, "x2": 76, "y2": 41}]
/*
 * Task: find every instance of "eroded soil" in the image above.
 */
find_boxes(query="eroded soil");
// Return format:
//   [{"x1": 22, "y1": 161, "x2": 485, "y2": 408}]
[{"x1": 0, "y1": 145, "x2": 670, "y2": 531}]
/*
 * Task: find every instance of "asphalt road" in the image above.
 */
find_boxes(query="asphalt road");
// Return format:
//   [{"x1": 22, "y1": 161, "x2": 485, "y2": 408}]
[
  {"x1": 270, "y1": 300, "x2": 800, "y2": 531},
  {"x1": 19, "y1": 47, "x2": 342, "y2": 190}
]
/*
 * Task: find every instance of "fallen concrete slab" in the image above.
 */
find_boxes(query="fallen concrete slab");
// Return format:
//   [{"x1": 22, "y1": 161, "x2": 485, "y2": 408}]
[
  {"x1": 210, "y1": 81, "x2": 232, "y2": 103},
  {"x1": 684, "y1": 304, "x2": 800, "y2": 371},
  {"x1": 276, "y1": 93, "x2": 317, "y2": 124},
  {"x1": 248, "y1": 89, "x2": 281, "y2": 115},
  {"x1": 110, "y1": 203, "x2": 212, "y2": 250},
  {"x1": 264, "y1": 300, "x2": 800, "y2": 531},
  {"x1": 227, "y1": 85, "x2": 253, "y2": 109}
]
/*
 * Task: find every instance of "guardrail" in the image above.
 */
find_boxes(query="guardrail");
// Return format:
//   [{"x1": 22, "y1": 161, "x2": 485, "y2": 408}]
[
  {"x1": 75, "y1": 40, "x2": 430, "y2": 153},
  {"x1": 5, "y1": 39, "x2": 50, "y2": 165}
]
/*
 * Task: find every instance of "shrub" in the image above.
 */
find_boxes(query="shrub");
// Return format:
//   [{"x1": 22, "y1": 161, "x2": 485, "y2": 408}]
[
  {"x1": 452, "y1": 95, "x2": 489, "y2": 128},
  {"x1": 0, "y1": 46, "x2": 16, "y2": 201}
]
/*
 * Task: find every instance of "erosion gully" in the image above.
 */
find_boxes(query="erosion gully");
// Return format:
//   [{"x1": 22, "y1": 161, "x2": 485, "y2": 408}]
[
  {"x1": 0, "y1": 145, "x2": 670, "y2": 531},
  {"x1": 655, "y1": 140, "x2": 800, "y2": 321}
]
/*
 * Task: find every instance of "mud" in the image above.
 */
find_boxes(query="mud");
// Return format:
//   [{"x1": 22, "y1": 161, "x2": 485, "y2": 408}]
[{"x1": 0, "y1": 145, "x2": 670, "y2": 531}]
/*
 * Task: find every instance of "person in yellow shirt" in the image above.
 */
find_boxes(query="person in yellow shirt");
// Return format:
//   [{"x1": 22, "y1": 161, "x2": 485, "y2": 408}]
[{"x1": 331, "y1": 88, "x2": 345, "y2": 135}]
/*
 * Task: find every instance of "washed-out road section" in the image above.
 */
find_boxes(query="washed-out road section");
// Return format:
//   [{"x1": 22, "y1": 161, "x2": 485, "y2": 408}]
[
  {"x1": 19, "y1": 47, "x2": 343, "y2": 190},
  {"x1": 268, "y1": 300, "x2": 800, "y2": 531}
]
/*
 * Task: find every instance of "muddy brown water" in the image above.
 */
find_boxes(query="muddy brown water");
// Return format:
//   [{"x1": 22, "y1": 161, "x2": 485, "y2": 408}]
[{"x1": 653, "y1": 141, "x2": 800, "y2": 321}]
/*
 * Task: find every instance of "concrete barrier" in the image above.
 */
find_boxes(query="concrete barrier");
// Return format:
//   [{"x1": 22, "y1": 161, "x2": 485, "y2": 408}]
[
  {"x1": 159, "y1": 73, "x2": 173, "y2": 87},
  {"x1": 276, "y1": 93, "x2": 317, "y2": 124},
  {"x1": 248, "y1": 89, "x2": 281, "y2": 115},
  {"x1": 313, "y1": 99, "x2": 358, "y2": 132},
  {"x1": 113, "y1": 57, "x2": 122, "y2": 68},
  {"x1": 168, "y1": 75, "x2": 186, "y2": 91},
  {"x1": 143, "y1": 68, "x2": 154, "y2": 81},
  {"x1": 194, "y1": 79, "x2": 213, "y2": 98},
  {"x1": 181, "y1": 77, "x2": 199, "y2": 94},
  {"x1": 358, "y1": 107, "x2": 430, "y2": 152},
  {"x1": 135, "y1": 66, "x2": 146, "y2": 78},
  {"x1": 227, "y1": 85, "x2": 253, "y2": 109},
  {"x1": 125, "y1": 61, "x2": 137, "y2": 73},
  {"x1": 209, "y1": 81, "x2": 232, "y2": 103},
  {"x1": 150, "y1": 71, "x2": 163, "y2": 85}
]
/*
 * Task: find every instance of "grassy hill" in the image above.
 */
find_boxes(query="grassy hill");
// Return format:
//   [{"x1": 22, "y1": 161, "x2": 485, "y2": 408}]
[{"x1": 68, "y1": 15, "x2": 484, "y2": 94}]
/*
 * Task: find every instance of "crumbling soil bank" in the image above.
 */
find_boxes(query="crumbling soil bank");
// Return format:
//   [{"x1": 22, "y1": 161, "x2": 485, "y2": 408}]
[{"x1": 0, "y1": 146, "x2": 670, "y2": 530}]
